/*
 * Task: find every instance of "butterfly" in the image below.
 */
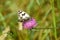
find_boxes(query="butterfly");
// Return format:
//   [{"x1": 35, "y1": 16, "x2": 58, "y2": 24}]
[
  {"x1": 18, "y1": 10, "x2": 37, "y2": 30},
  {"x1": 18, "y1": 10, "x2": 31, "y2": 22}
]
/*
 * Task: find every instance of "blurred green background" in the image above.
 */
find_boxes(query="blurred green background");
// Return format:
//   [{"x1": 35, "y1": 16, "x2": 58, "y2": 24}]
[{"x1": 0, "y1": 0, "x2": 60, "y2": 40}]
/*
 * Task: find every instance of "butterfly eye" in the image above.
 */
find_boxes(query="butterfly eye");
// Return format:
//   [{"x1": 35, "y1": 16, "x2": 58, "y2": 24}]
[{"x1": 22, "y1": 13, "x2": 25, "y2": 16}]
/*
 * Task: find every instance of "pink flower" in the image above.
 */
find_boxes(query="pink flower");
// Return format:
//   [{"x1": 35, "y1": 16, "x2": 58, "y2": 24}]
[{"x1": 23, "y1": 18, "x2": 37, "y2": 29}]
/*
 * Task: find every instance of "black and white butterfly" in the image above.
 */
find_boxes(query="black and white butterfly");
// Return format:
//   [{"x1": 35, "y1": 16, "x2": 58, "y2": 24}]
[{"x1": 18, "y1": 10, "x2": 31, "y2": 22}]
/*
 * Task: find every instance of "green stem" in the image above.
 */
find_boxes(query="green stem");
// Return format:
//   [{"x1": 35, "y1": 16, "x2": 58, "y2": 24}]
[
  {"x1": 51, "y1": 0, "x2": 57, "y2": 40},
  {"x1": 29, "y1": 30, "x2": 34, "y2": 40}
]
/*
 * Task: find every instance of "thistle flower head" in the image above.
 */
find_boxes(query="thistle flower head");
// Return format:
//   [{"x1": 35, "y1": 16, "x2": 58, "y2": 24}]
[{"x1": 23, "y1": 18, "x2": 37, "y2": 29}]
